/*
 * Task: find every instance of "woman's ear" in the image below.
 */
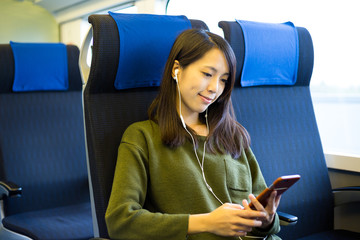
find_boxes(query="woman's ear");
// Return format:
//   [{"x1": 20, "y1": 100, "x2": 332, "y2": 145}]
[{"x1": 172, "y1": 60, "x2": 181, "y2": 79}]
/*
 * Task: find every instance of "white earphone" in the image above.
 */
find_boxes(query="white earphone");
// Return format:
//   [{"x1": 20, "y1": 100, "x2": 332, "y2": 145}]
[
  {"x1": 174, "y1": 69, "x2": 186, "y2": 128},
  {"x1": 174, "y1": 69, "x2": 179, "y2": 83}
]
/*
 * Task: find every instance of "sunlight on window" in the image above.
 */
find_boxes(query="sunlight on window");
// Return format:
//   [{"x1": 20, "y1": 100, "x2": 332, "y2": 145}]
[
  {"x1": 82, "y1": 5, "x2": 138, "y2": 67},
  {"x1": 167, "y1": 0, "x2": 360, "y2": 94},
  {"x1": 113, "y1": 5, "x2": 138, "y2": 14},
  {"x1": 168, "y1": 0, "x2": 360, "y2": 156}
]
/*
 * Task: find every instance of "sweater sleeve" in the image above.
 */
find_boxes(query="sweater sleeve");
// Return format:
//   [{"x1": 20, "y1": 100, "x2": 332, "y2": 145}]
[{"x1": 105, "y1": 126, "x2": 189, "y2": 240}]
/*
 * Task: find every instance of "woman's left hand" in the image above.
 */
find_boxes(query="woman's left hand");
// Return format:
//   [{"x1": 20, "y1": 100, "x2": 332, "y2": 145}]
[{"x1": 242, "y1": 191, "x2": 281, "y2": 229}]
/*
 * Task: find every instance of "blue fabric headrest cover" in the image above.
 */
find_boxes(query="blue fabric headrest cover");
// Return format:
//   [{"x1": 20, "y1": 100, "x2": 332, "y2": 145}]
[
  {"x1": 10, "y1": 41, "x2": 69, "y2": 92},
  {"x1": 109, "y1": 12, "x2": 191, "y2": 90},
  {"x1": 236, "y1": 20, "x2": 299, "y2": 87}
]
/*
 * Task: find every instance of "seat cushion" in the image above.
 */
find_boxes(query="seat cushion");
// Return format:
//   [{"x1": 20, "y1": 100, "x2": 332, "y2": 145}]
[
  {"x1": 2, "y1": 202, "x2": 93, "y2": 240},
  {"x1": 297, "y1": 229, "x2": 360, "y2": 240}
]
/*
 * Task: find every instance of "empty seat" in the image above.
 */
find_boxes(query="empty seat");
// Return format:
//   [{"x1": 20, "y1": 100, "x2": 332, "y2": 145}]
[
  {"x1": 218, "y1": 20, "x2": 360, "y2": 239},
  {"x1": 0, "y1": 43, "x2": 93, "y2": 240}
]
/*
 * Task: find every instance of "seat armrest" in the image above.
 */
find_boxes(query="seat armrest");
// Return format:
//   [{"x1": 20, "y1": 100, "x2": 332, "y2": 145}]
[
  {"x1": 0, "y1": 181, "x2": 22, "y2": 199},
  {"x1": 333, "y1": 186, "x2": 360, "y2": 206},
  {"x1": 277, "y1": 211, "x2": 298, "y2": 226}
]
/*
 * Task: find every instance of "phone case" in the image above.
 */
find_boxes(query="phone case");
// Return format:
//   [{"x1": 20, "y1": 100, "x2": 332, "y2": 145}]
[{"x1": 249, "y1": 174, "x2": 300, "y2": 209}]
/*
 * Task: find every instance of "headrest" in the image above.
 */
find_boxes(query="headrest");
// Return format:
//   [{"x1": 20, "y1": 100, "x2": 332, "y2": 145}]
[
  {"x1": 10, "y1": 41, "x2": 69, "y2": 92},
  {"x1": 236, "y1": 20, "x2": 299, "y2": 87},
  {"x1": 108, "y1": 12, "x2": 191, "y2": 90}
]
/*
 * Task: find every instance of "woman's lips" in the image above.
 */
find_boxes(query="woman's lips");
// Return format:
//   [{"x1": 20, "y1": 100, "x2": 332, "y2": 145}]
[{"x1": 199, "y1": 94, "x2": 213, "y2": 104}]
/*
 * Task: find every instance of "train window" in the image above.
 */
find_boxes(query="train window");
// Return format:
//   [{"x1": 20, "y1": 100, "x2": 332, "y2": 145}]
[
  {"x1": 82, "y1": 4, "x2": 138, "y2": 66},
  {"x1": 67, "y1": 4, "x2": 138, "y2": 73},
  {"x1": 167, "y1": 0, "x2": 360, "y2": 157},
  {"x1": 60, "y1": 3, "x2": 137, "y2": 48}
]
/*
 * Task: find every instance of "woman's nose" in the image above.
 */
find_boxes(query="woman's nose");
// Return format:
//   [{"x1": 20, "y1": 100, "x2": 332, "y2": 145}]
[{"x1": 207, "y1": 78, "x2": 219, "y2": 93}]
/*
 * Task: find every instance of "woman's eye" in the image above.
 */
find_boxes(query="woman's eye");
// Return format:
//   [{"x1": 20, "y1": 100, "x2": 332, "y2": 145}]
[
  {"x1": 221, "y1": 78, "x2": 228, "y2": 83},
  {"x1": 202, "y1": 72, "x2": 212, "y2": 77}
]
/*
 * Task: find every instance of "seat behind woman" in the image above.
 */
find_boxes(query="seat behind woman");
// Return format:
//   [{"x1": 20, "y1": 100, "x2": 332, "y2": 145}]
[{"x1": 82, "y1": 13, "x2": 209, "y2": 238}]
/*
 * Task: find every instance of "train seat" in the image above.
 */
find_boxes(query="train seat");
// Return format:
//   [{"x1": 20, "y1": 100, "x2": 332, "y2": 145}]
[
  {"x1": 0, "y1": 43, "x2": 93, "y2": 240},
  {"x1": 81, "y1": 13, "x2": 208, "y2": 239},
  {"x1": 218, "y1": 20, "x2": 360, "y2": 239}
]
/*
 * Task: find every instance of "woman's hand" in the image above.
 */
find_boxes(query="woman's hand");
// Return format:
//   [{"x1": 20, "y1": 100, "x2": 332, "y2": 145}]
[
  {"x1": 243, "y1": 191, "x2": 281, "y2": 229},
  {"x1": 188, "y1": 203, "x2": 266, "y2": 237}
]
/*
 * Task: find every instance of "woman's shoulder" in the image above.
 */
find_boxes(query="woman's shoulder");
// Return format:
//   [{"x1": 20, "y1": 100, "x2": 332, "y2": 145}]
[
  {"x1": 125, "y1": 119, "x2": 155, "y2": 130},
  {"x1": 236, "y1": 146, "x2": 256, "y2": 163},
  {"x1": 244, "y1": 147, "x2": 255, "y2": 159},
  {"x1": 122, "y1": 120, "x2": 160, "y2": 141}
]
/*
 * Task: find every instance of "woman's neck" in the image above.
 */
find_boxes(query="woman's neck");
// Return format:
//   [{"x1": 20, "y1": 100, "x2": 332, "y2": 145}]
[
  {"x1": 185, "y1": 116, "x2": 208, "y2": 136},
  {"x1": 190, "y1": 124, "x2": 208, "y2": 136},
  {"x1": 179, "y1": 110, "x2": 208, "y2": 136}
]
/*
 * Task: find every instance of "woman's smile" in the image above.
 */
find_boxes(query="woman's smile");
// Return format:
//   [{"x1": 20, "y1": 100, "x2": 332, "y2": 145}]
[{"x1": 198, "y1": 93, "x2": 214, "y2": 104}]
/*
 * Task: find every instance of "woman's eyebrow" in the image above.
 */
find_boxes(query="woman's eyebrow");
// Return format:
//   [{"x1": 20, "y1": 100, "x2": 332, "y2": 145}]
[
  {"x1": 204, "y1": 66, "x2": 229, "y2": 76},
  {"x1": 204, "y1": 66, "x2": 217, "y2": 72}
]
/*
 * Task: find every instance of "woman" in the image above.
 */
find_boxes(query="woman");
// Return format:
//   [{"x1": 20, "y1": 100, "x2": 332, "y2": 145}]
[{"x1": 105, "y1": 29, "x2": 281, "y2": 240}]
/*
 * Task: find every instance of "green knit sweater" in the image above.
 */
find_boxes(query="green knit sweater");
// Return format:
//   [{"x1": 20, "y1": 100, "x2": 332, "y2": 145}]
[{"x1": 106, "y1": 120, "x2": 281, "y2": 240}]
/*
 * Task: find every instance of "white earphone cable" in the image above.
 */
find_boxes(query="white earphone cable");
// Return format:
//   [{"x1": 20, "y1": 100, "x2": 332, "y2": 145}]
[{"x1": 176, "y1": 78, "x2": 223, "y2": 205}]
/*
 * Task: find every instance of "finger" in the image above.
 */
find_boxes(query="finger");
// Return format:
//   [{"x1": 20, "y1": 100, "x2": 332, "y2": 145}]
[
  {"x1": 233, "y1": 226, "x2": 252, "y2": 233},
  {"x1": 249, "y1": 194, "x2": 265, "y2": 211},
  {"x1": 236, "y1": 207, "x2": 267, "y2": 219},
  {"x1": 234, "y1": 230, "x2": 248, "y2": 237},
  {"x1": 275, "y1": 194, "x2": 282, "y2": 206},
  {"x1": 268, "y1": 190, "x2": 278, "y2": 202},
  {"x1": 223, "y1": 202, "x2": 244, "y2": 210},
  {"x1": 242, "y1": 199, "x2": 250, "y2": 210},
  {"x1": 235, "y1": 217, "x2": 263, "y2": 228},
  {"x1": 264, "y1": 191, "x2": 277, "y2": 208}
]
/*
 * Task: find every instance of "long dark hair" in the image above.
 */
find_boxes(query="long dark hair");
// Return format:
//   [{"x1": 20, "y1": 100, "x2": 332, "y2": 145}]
[{"x1": 148, "y1": 29, "x2": 250, "y2": 158}]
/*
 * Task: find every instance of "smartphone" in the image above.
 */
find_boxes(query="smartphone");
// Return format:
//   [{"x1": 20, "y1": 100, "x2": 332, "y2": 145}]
[{"x1": 249, "y1": 174, "x2": 301, "y2": 209}]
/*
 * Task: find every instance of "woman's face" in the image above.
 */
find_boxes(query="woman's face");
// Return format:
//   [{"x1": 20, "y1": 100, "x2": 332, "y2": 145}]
[{"x1": 174, "y1": 48, "x2": 229, "y2": 118}]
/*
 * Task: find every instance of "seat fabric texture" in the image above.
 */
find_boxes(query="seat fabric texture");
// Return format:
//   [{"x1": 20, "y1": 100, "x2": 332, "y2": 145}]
[
  {"x1": 0, "y1": 44, "x2": 93, "y2": 240},
  {"x1": 218, "y1": 20, "x2": 360, "y2": 239},
  {"x1": 83, "y1": 14, "x2": 209, "y2": 238}
]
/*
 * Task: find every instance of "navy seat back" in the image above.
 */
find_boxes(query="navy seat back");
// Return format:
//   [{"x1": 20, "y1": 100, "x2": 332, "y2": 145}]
[
  {"x1": 218, "y1": 21, "x2": 333, "y2": 239},
  {"x1": 0, "y1": 44, "x2": 92, "y2": 240},
  {"x1": 83, "y1": 14, "x2": 208, "y2": 238}
]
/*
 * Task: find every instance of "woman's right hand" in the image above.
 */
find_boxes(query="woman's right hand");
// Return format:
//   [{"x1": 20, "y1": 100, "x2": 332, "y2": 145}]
[{"x1": 188, "y1": 203, "x2": 265, "y2": 237}]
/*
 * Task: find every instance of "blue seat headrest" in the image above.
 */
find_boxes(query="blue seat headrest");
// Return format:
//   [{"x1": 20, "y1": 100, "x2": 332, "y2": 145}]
[
  {"x1": 236, "y1": 20, "x2": 299, "y2": 87},
  {"x1": 10, "y1": 41, "x2": 69, "y2": 92},
  {"x1": 109, "y1": 12, "x2": 191, "y2": 90}
]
